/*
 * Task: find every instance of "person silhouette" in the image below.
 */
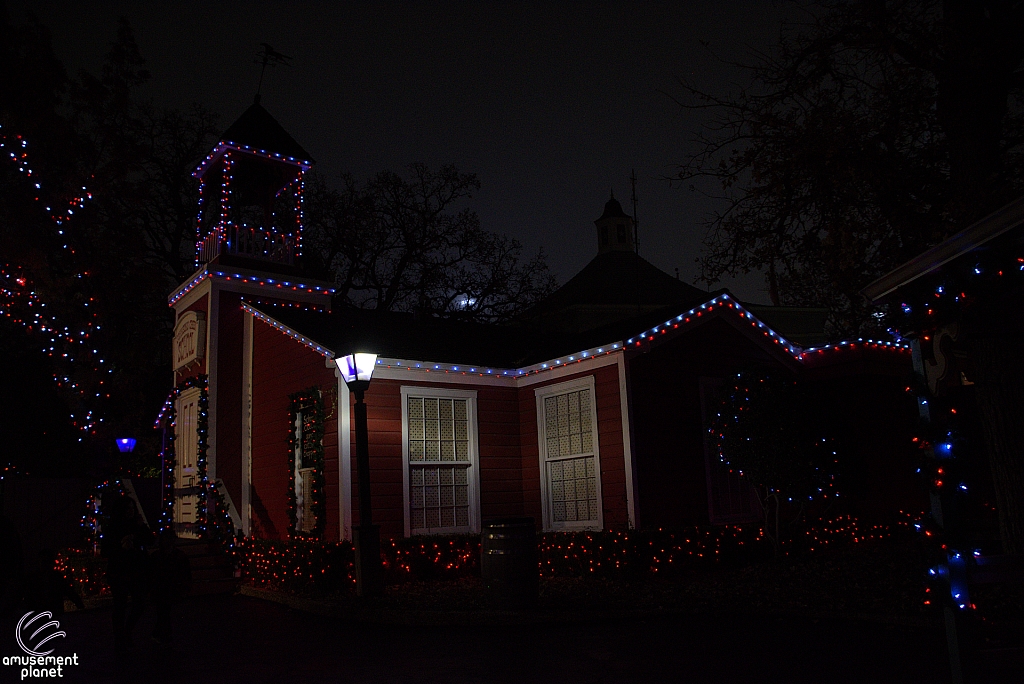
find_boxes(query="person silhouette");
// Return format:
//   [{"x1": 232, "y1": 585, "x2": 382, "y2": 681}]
[
  {"x1": 102, "y1": 495, "x2": 151, "y2": 653},
  {"x1": 149, "y1": 528, "x2": 190, "y2": 644}
]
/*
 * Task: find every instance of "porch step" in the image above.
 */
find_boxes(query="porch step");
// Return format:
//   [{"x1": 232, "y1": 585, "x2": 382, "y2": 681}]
[{"x1": 174, "y1": 538, "x2": 238, "y2": 596}]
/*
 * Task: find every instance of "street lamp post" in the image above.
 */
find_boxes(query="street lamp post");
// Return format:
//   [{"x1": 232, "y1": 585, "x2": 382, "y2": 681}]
[{"x1": 336, "y1": 352, "x2": 383, "y2": 596}]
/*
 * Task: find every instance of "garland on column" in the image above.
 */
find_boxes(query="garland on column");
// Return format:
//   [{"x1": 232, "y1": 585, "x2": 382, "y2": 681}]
[
  {"x1": 157, "y1": 393, "x2": 177, "y2": 533},
  {"x1": 153, "y1": 374, "x2": 233, "y2": 545},
  {"x1": 288, "y1": 387, "x2": 326, "y2": 539}
]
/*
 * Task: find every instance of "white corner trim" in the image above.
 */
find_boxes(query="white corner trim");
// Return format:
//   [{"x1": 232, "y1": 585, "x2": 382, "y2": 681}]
[
  {"x1": 241, "y1": 313, "x2": 254, "y2": 536},
  {"x1": 616, "y1": 354, "x2": 637, "y2": 529},
  {"x1": 534, "y1": 375, "x2": 603, "y2": 532},
  {"x1": 332, "y1": 360, "x2": 353, "y2": 542},
  {"x1": 399, "y1": 385, "x2": 481, "y2": 538},
  {"x1": 206, "y1": 283, "x2": 220, "y2": 481}
]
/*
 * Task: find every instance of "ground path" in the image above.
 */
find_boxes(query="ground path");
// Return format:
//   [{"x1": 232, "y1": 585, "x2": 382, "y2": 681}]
[{"x1": 2, "y1": 593, "x2": 975, "y2": 683}]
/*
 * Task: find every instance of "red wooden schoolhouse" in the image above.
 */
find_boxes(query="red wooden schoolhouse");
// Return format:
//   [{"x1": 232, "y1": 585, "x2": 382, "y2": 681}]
[{"x1": 162, "y1": 101, "x2": 922, "y2": 542}]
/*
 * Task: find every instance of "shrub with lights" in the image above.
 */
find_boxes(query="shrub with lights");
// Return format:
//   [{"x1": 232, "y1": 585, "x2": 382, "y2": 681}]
[
  {"x1": 710, "y1": 372, "x2": 843, "y2": 556},
  {"x1": 56, "y1": 548, "x2": 110, "y2": 599},
  {"x1": 228, "y1": 516, "x2": 907, "y2": 595}
]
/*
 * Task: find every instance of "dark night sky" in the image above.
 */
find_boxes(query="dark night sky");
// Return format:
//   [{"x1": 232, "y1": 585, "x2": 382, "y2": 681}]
[{"x1": 12, "y1": 1, "x2": 784, "y2": 302}]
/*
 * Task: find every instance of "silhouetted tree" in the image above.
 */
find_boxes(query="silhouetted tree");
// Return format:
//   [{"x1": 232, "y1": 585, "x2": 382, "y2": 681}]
[
  {"x1": 1, "y1": 12, "x2": 216, "y2": 475},
  {"x1": 676, "y1": 0, "x2": 1024, "y2": 336},
  {"x1": 304, "y1": 164, "x2": 556, "y2": 323}
]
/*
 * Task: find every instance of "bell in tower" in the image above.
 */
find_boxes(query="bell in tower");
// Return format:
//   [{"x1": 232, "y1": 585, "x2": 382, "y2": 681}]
[{"x1": 193, "y1": 95, "x2": 314, "y2": 272}]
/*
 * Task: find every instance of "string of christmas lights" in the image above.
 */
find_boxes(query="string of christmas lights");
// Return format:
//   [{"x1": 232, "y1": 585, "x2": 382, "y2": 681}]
[
  {"x1": 1, "y1": 126, "x2": 110, "y2": 436},
  {"x1": 228, "y1": 515, "x2": 906, "y2": 593},
  {"x1": 0, "y1": 124, "x2": 92, "y2": 249},
  {"x1": 242, "y1": 292, "x2": 909, "y2": 386},
  {"x1": 288, "y1": 388, "x2": 327, "y2": 539},
  {"x1": 154, "y1": 375, "x2": 236, "y2": 546}
]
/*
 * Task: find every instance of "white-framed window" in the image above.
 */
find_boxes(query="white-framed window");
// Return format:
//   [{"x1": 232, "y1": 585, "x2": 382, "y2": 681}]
[
  {"x1": 294, "y1": 405, "x2": 321, "y2": 532},
  {"x1": 401, "y1": 387, "x2": 480, "y2": 537},
  {"x1": 535, "y1": 377, "x2": 603, "y2": 531}
]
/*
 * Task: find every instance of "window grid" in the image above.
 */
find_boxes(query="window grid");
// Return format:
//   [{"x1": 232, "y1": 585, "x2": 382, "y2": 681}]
[
  {"x1": 543, "y1": 389, "x2": 598, "y2": 524},
  {"x1": 407, "y1": 396, "x2": 471, "y2": 533}
]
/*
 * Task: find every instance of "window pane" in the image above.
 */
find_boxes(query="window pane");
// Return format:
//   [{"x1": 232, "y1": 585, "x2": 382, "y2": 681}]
[
  {"x1": 425, "y1": 486, "x2": 439, "y2": 508},
  {"x1": 546, "y1": 454, "x2": 598, "y2": 525},
  {"x1": 410, "y1": 440, "x2": 425, "y2": 461},
  {"x1": 441, "y1": 441, "x2": 455, "y2": 461},
  {"x1": 425, "y1": 441, "x2": 440, "y2": 460},
  {"x1": 409, "y1": 397, "x2": 423, "y2": 419}
]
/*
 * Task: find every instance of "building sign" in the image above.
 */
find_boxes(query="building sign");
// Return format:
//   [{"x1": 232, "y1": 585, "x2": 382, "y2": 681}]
[{"x1": 173, "y1": 311, "x2": 206, "y2": 371}]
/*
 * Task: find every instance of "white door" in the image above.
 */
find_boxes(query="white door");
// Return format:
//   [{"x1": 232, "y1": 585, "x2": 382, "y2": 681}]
[{"x1": 174, "y1": 387, "x2": 201, "y2": 537}]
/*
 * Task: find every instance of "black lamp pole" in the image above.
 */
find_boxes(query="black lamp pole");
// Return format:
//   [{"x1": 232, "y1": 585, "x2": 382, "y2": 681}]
[{"x1": 349, "y1": 382, "x2": 382, "y2": 596}]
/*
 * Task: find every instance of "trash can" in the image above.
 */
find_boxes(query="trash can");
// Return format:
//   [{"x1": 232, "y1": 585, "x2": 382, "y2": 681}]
[{"x1": 481, "y1": 517, "x2": 538, "y2": 608}]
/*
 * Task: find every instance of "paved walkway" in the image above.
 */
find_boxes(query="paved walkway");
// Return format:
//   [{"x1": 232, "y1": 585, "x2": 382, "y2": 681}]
[{"x1": 3, "y1": 593, "x2": 982, "y2": 683}]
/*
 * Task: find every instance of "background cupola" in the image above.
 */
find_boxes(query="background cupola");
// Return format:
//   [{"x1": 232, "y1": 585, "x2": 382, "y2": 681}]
[{"x1": 594, "y1": 191, "x2": 635, "y2": 254}]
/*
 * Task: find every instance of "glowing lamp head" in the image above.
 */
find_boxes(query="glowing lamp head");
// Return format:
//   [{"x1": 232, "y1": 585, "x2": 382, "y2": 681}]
[
  {"x1": 116, "y1": 438, "x2": 137, "y2": 453},
  {"x1": 336, "y1": 353, "x2": 377, "y2": 392}
]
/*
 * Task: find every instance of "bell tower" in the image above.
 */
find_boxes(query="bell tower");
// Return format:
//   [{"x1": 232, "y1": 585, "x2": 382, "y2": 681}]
[
  {"x1": 594, "y1": 191, "x2": 636, "y2": 254},
  {"x1": 166, "y1": 98, "x2": 334, "y2": 538},
  {"x1": 194, "y1": 95, "x2": 313, "y2": 272}
]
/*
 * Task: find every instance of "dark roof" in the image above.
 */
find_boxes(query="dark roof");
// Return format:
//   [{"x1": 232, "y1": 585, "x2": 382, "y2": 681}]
[
  {"x1": 249, "y1": 290, "x2": 815, "y2": 371},
  {"x1": 596, "y1": 196, "x2": 630, "y2": 221},
  {"x1": 251, "y1": 304, "x2": 532, "y2": 367},
  {"x1": 220, "y1": 99, "x2": 313, "y2": 164},
  {"x1": 521, "y1": 250, "x2": 711, "y2": 320},
  {"x1": 742, "y1": 305, "x2": 829, "y2": 348}
]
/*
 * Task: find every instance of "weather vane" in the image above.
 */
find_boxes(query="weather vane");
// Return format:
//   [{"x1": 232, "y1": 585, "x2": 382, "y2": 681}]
[{"x1": 254, "y1": 43, "x2": 293, "y2": 100}]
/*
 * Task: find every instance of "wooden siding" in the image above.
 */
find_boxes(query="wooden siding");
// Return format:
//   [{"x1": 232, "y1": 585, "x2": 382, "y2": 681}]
[
  {"x1": 628, "y1": 317, "x2": 790, "y2": 529},
  {"x1": 347, "y1": 379, "x2": 522, "y2": 537},
  {"x1": 215, "y1": 291, "x2": 244, "y2": 516},
  {"x1": 250, "y1": 319, "x2": 338, "y2": 540}
]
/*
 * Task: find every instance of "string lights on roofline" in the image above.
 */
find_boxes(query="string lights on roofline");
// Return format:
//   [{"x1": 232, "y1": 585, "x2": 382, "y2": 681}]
[
  {"x1": 169, "y1": 268, "x2": 335, "y2": 306},
  {"x1": 242, "y1": 294, "x2": 908, "y2": 387},
  {"x1": 191, "y1": 139, "x2": 312, "y2": 178}
]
